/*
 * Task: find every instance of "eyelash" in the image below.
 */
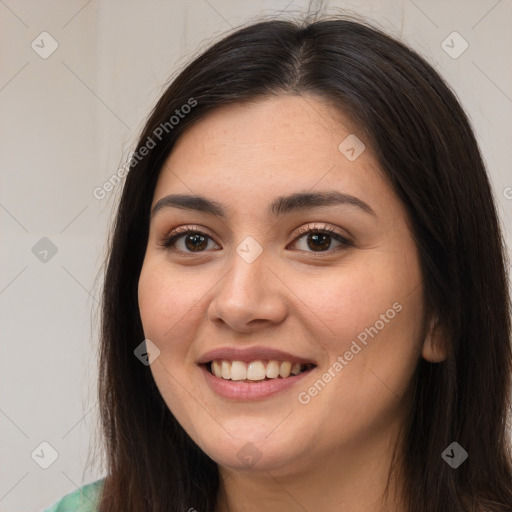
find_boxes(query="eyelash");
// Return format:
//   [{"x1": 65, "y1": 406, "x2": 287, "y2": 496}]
[{"x1": 158, "y1": 223, "x2": 353, "y2": 256}]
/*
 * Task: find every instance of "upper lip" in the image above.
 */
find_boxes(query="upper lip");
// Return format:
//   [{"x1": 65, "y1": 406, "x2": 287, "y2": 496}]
[{"x1": 197, "y1": 346, "x2": 316, "y2": 365}]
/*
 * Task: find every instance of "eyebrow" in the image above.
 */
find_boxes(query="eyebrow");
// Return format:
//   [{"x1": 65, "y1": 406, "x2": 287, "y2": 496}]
[{"x1": 151, "y1": 191, "x2": 377, "y2": 219}]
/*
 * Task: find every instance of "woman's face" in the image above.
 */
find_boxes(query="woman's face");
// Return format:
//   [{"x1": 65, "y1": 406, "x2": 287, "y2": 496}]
[{"x1": 138, "y1": 94, "x2": 436, "y2": 476}]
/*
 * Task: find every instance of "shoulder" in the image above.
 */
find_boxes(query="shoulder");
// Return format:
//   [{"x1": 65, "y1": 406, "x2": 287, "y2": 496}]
[{"x1": 41, "y1": 478, "x2": 105, "y2": 512}]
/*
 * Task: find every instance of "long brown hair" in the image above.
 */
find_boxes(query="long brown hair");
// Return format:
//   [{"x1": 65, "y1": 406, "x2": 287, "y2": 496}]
[{"x1": 95, "y1": 14, "x2": 512, "y2": 511}]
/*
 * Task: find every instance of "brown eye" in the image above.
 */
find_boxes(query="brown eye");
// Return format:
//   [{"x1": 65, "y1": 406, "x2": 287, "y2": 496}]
[
  {"x1": 160, "y1": 228, "x2": 220, "y2": 253},
  {"x1": 290, "y1": 225, "x2": 353, "y2": 254},
  {"x1": 182, "y1": 232, "x2": 209, "y2": 252},
  {"x1": 305, "y1": 232, "x2": 333, "y2": 251}
]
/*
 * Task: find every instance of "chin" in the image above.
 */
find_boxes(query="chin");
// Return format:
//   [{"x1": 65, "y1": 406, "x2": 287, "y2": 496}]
[{"x1": 193, "y1": 426, "x2": 309, "y2": 475}]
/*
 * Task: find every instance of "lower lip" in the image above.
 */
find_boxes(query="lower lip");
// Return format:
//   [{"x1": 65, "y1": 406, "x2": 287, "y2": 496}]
[{"x1": 200, "y1": 364, "x2": 315, "y2": 401}]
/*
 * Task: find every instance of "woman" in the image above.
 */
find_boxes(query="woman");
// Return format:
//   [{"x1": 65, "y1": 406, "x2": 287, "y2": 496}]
[{"x1": 43, "y1": 14, "x2": 512, "y2": 512}]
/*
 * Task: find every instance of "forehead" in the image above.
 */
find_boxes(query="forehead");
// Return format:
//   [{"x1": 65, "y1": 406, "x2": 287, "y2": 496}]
[
  {"x1": 168, "y1": 94, "x2": 360, "y2": 165},
  {"x1": 152, "y1": 94, "x2": 392, "y2": 215}
]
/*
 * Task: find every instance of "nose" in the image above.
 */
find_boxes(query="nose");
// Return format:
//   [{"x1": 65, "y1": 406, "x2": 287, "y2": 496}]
[{"x1": 207, "y1": 246, "x2": 287, "y2": 334}]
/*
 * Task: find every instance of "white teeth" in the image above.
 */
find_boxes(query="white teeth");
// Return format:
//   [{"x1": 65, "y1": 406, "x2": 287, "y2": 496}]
[
  {"x1": 247, "y1": 361, "x2": 266, "y2": 381},
  {"x1": 212, "y1": 360, "x2": 222, "y2": 378},
  {"x1": 230, "y1": 361, "x2": 247, "y2": 381},
  {"x1": 209, "y1": 359, "x2": 313, "y2": 381},
  {"x1": 265, "y1": 360, "x2": 280, "y2": 378},
  {"x1": 221, "y1": 360, "x2": 231, "y2": 379},
  {"x1": 279, "y1": 361, "x2": 292, "y2": 378}
]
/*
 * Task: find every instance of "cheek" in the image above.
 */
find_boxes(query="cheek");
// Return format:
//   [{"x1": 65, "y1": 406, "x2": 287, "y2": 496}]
[
  {"x1": 292, "y1": 264, "x2": 423, "y2": 440},
  {"x1": 137, "y1": 260, "x2": 198, "y2": 341},
  {"x1": 292, "y1": 258, "x2": 420, "y2": 344},
  {"x1": 138, "y1": 264, "x2": 169, "y2": 339},
  {"x1": 293, "y1": 250, "x2": 424, "y2": 387},
  {"x1": 137, "y1": 261, "x2": 205, "y2": 432},
  {"x1": 137, "y1": 273, "x2": 191, "y2": 374}
]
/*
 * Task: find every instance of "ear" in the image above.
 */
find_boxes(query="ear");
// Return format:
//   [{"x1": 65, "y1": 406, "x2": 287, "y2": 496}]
[{"x1": 422, "y1": 316, "x2": 447, "y2": 363}]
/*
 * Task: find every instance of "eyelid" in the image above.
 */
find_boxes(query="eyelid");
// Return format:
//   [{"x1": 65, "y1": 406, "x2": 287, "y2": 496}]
[
  {"x1": 158, "y1": 224, "x2": 218, "y2": 249},
  {"x1": 164, "y1": 224, "x2": 212, "y2": 238},
  {"x1": 291, "y1": 222, "x2": 350, "y2": 241}
]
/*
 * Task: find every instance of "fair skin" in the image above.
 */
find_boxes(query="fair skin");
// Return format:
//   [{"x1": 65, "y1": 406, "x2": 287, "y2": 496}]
[{"x1": 137, "y1": 94, "x2": 446, "y2": 512}]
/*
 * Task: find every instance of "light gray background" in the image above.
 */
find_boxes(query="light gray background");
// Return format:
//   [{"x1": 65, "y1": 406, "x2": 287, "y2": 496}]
[{"x1": 1, "y1": 1, "x2": 511, "y2": 510}]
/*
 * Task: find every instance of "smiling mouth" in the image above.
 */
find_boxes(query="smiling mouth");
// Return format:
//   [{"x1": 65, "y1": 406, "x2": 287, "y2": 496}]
[{"x1": 204, "y1": 360, "x2": 316, "y2": 382}]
